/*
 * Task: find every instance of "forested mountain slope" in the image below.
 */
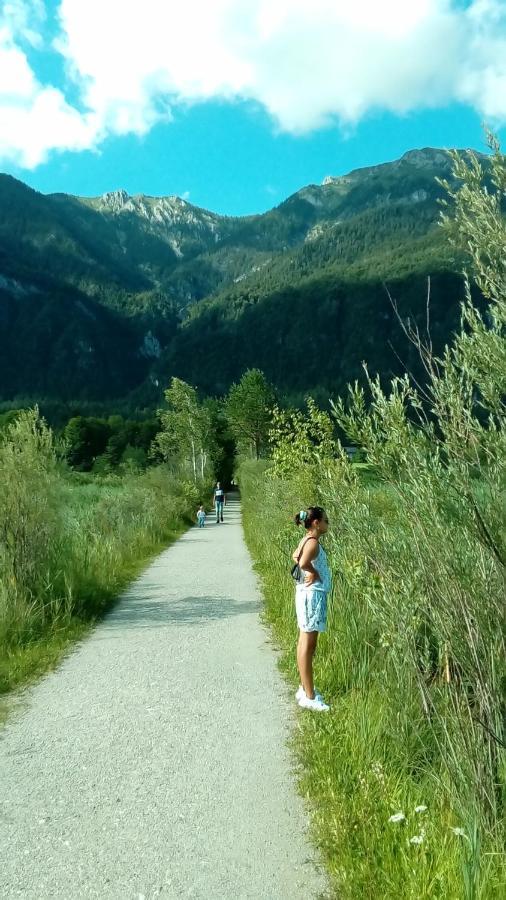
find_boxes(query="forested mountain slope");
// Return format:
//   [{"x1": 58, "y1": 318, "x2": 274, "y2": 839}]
[{"x1": 0, "y1": 148, "x2": 472, "y2": 403}]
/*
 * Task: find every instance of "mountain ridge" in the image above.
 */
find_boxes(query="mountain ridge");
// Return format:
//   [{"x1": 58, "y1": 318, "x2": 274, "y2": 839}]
[
  {"x1": 0, "y1": 146, "x2": 475, "y2": 406},
  {"x1": 46, "y1": 145, "x2": 461, "y2": 211}
]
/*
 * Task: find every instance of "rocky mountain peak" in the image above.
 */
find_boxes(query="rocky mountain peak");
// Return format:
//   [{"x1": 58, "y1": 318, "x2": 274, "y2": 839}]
[
  {"x1": 321, "y1": 174, "x2": 352, "y2": 187},
  {"x1": 321, "y1": 148, "x2": 454, "y2": 188},
  {"x1": 400, "y1": 148, "x2": 451, "y2": 169},
  {"x1": 100, "y1": 189, "x2": 131, "y2": 211}
]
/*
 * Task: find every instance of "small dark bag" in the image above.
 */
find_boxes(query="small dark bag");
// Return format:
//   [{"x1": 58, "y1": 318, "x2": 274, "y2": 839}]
[{"x1": 290, "y1": 562, "x2": 304, "y2": 583}]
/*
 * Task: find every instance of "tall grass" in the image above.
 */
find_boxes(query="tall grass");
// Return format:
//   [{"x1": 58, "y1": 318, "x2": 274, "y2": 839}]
[
  {"x1": 0, "y1": 408, "x2": 198, "y2": 693},
  {"x1": 238, "y1": 146, "x2": 506, "y2": 898},
  {"x1": 240, "y1": 460, "x2": 505, "y2": 899}
]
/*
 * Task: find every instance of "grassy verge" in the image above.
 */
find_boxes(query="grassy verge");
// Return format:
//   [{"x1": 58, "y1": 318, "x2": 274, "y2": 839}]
[
  {"x1": 0, "y1": 410, "x2": 200, "y2": 700},
  {"x1": 0, "y1": 523, "x2": 186, "y2": 698},
  {"x1": 239, "y1": 460, "x2": 505, "y2": 900}
]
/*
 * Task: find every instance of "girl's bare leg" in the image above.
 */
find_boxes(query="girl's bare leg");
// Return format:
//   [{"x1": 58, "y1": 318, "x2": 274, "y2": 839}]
[{"x1": 297, "y1": 631, "x2": 318, "y2": 699}]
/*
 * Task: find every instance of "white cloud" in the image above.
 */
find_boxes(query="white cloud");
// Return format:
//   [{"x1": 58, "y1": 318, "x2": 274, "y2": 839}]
[
  {"x1": 456, "y1": 0, "x2": 506, "y2": 122},
  {"x1": 1, "y1": 0, "x2": 506, "y2": 168},
  {"x1": 0, "y1": 4, "x2": 99, "y2": 166},
  {"x1": 0, "y1": 30, "x2": 37, "y2": 98},
  {"x1": 2, "y1": 0, "x2": 46, "y2": 48}
]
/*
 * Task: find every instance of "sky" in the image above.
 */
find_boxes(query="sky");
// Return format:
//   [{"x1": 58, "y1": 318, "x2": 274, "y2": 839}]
[{"x1": 1, "y1": 0, "x2": 506, "y2": 216}]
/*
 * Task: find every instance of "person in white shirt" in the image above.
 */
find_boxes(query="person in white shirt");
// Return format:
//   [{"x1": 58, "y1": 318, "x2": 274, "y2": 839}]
[{"x1": 213, "y1": 482, "x2": 226, "y2": 523}]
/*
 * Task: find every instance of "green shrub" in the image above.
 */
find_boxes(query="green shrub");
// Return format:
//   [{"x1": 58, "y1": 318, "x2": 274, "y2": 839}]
[
  {"x1": 238, "y1": 144, "x2": 506, "y2": 898},
  {"x1": 0, "y1": 409, "x2": 195, "y2": 693}
]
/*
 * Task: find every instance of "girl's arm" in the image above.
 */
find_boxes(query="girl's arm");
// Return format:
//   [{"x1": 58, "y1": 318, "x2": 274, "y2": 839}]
[
  {"x1": 292, "y1": 539, "x2": 302, "y2": 562},
  {"x1": 292, "y1": 536, "x2": 308, "y2": 562},
  {"x1": 298, "y1": 539, "x2": 320, "y2": 585}
]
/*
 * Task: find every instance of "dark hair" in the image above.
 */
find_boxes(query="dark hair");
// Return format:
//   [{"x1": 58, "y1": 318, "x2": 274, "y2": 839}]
[{"x1": 294, "y1": 506, "x2": 326, "y2": 529}]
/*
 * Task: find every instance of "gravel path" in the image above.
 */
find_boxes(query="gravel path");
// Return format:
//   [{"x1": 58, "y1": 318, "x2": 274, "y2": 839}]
[{"x1": 0, "y1": 497, "x2": 328, "y2": 899}]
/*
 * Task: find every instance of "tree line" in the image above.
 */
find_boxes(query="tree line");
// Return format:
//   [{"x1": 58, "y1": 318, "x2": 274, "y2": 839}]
[{"x1": 0, "y1": 369, "x2": 277, "y2": 479}]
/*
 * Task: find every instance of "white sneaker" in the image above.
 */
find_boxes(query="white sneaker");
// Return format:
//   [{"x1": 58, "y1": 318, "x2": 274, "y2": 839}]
[
  {"x1": 298, "y1": 694, "x2": 330, "y2": 712},
  {"x1": 296, "y1": 685, "x2": 321, "y2": 701}
]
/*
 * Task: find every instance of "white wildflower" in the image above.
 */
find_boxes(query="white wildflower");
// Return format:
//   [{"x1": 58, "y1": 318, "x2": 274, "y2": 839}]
[
  {"x1": 388, "y1": 812, "x2": 406, "y2": 823},
  {"x1": 409, "y1": 834, "x2": 424, "y2": 845},
  {"x1": 414, "y1": 805, "x2": 428, "y2": 813},
  {"x1": 371, "y1": 762, "x2": 385, "y2": 783},
  {"x1": 451, "y1": 827, "x2": 467, "y2": 838}
]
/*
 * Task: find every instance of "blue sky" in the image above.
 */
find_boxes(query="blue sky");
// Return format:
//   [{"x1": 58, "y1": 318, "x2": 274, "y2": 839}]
[
  {"x1": 1, "y1": 1, "x2": 506, "y2": 216},
  {"x1": 11, "y1": 101, "x2": 501, "y2": 217}
]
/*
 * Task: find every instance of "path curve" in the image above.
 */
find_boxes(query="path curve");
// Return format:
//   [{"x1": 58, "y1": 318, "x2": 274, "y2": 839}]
[{"x1": 0, "y1": 497, "x2": 328, "y2": 899}]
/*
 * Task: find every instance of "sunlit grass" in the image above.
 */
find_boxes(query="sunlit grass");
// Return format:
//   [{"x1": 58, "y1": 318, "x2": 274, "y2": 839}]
[
  {"x1": 240, "y1": 461, "x2": 505, "y2": 899},
  {"x1": 0, "y1": 526, "x2": 185, "y2": 696},
  {"x1": 0, "y1": 411, "x2": 196, "y2": 697}
]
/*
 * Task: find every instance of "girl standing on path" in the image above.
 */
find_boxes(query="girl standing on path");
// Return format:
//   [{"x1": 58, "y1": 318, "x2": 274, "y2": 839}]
[{"x1": 292, "y1": 507, "x2": 331, "y2": 712}]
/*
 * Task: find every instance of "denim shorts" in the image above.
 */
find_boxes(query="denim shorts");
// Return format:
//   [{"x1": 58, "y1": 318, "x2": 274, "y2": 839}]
[{"x1": 295, "y1": 586, "x2": 328, "y2": 633}]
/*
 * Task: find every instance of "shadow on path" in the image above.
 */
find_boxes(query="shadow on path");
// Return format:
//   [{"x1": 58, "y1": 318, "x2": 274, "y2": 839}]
[{"x1": 102, "y1": 595, "x2": 260, "y2": 629}]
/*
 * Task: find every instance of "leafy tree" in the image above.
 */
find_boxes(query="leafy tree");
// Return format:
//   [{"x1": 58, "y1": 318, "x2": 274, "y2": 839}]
[
  {"x1": 120, "y1": 445, "x2": 147, "y2": 470},
  {"x1": 269, "y1": 397, "x2": 339, "y2": 478},
  {"x1": 63, "y1": 416, "x2": 110, "y2": 470},
  {"x1": 225, "y1": 369, "x2": 275, "y2": 459},
  {"x1": 0, "y1": 409, "x2": 24, "y2": 431},
  {"x1": 152, "y1": 377, "x2": 211, "y2": 481},
  {"x1": 330, "y1": 139, "x2": 506, "y2": 833},
  {"x1": 63, "y1": 414, "x2": 159, "y2": 471},
  {"x1": 103, "y1": 430, "x2": 131, "y2": 468},
  {"x1": 203, "y1": 396, "x2": 236, "y2": 484}
]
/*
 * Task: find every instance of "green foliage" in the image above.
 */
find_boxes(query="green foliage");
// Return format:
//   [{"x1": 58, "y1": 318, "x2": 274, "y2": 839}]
[
  {"x1": 201, "y1": 396, "x2": 234, "y2": 484},
  {"x1": 161, "y1": 268, "x2": 466, "y2": 401},
  {"x1": 224, "y1": 368, "x2": 275, "y2": 459},
  {"x1": 237, "y1": 144, "x2": 506, "y2": 897},
  {"x1": 0, "y1": 409, "x2": 24, "y2": 430},
  {"x1": 269, "y1": 396, "x2": 340, "y2": 475},
  {"x1": 152, "y1": 377, "x2": 214, "y2": 483},
  {"x1": 64, "y1": 416, "x2": 110, "y2": 469},
  {"x1": 120, "y1": 445, "x2": 147, "y2": 470},
  {"x1": 0, "y1": 408, "x2": 195, "y2": 694},
  {"x1": 439, "y1": 134, "x2": 506, "y2": 307},
  {"x1": 0, "y1": 409, "x2": 61, "y2": 614},
  {"x1": 63, "y1": 414, "x2": 159, "y2": 471},
  {"x1": 0, "y1": 150, "x2": 469, "y2": 405}
]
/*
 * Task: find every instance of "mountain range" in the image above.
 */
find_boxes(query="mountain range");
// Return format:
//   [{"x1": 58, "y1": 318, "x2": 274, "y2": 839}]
[{"x1": 0, "y1": 147, "x2": 471, "y2": 409}]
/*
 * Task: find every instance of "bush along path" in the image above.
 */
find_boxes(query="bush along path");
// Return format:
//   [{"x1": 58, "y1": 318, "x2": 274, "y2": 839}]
[{"x1": 0, "y1": 496, "x2": 328, "y2": 900}]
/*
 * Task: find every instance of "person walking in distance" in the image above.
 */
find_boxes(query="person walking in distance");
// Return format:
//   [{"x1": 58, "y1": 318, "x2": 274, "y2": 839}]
[
  {"x1": 196, "y1": 504, "x2": 206, "y2": 528},
  {"x1": 214, "y1": 482, "x2": 226, "y2": 523},
  {"x1": 292, "y1": 507, "x2": 331, "y2": 712}
]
